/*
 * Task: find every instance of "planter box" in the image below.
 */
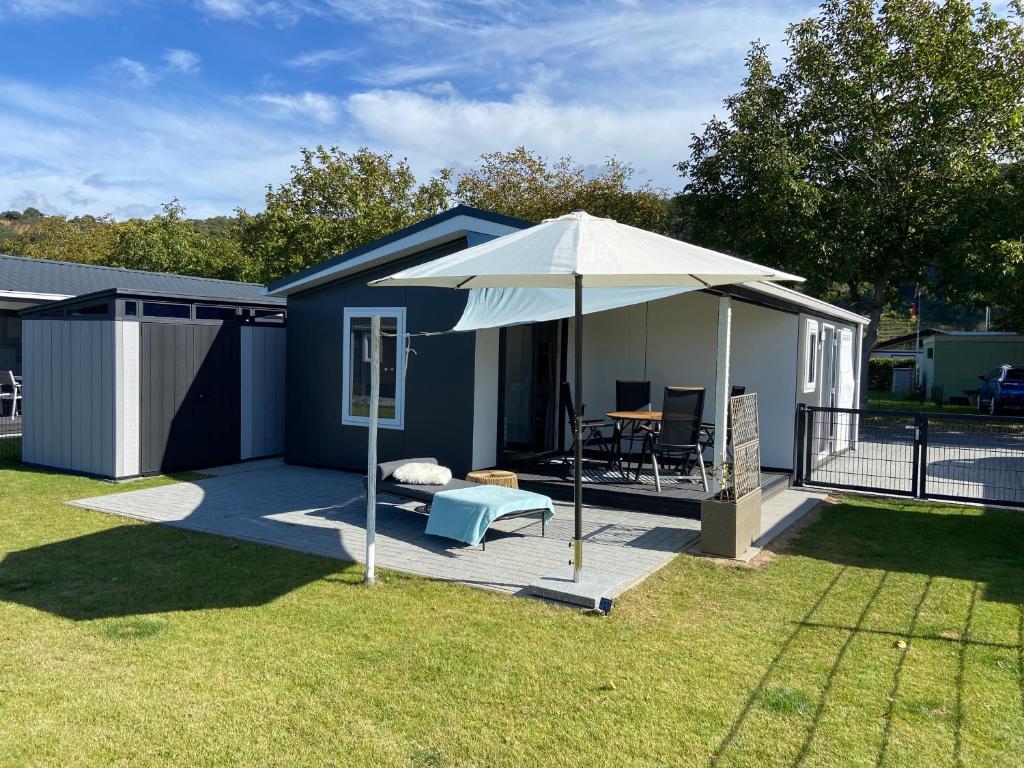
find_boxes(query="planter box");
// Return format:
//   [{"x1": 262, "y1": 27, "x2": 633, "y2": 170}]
[{"x1": 700, "y1": 488, "x2": 762, "y2": 559}]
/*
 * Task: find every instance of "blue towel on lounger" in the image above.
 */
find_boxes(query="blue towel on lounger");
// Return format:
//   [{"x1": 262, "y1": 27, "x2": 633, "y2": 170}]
[{"x1": 425, "y1": 485, "x2": 555, "y2": 546}]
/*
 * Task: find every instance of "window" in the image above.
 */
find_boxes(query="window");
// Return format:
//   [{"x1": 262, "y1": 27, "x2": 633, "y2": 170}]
[
  {"x1": 143, "y1": 302, "x2": 190, "y2": 319},
  {"x1": 803, "y1": 320, "x2": 819, "y2": 393},
  {"x1": 70, "y1": 302, "x2": 108, "y2": 316},
  {"x1": 124, "y1": 301, "x2": 137, "y2": 316},
  {"x1": 195, "y1": 305, "x2": 238, "y2": 321},
  {"x1": 1006, "y1": 368, "x2": 1024, "y2": 381},
  {"x1": 342, "y1": 308, "x2": 406, "y2": 428}
]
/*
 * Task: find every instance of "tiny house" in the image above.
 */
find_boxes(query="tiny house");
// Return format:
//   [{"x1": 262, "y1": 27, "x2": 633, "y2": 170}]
[{"x1": 267, "y1": 206, "x2": 867, "y2": 479}]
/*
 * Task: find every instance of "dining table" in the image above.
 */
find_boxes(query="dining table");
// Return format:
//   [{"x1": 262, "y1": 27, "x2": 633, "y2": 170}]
[{"x1": 605, "y1": 410, "x2": 715, "y2": 477}]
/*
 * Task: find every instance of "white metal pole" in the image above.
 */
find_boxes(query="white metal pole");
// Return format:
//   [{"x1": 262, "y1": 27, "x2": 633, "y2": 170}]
[
  {"x1": 364, "y1": 315, "x2": 381, "y2": 586},
  {"x1": 713, "y1": 296, "x2": 732, "y2": 491}
]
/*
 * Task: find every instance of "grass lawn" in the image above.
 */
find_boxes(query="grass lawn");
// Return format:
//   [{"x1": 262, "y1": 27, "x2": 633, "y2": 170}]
[
  {"x1": 867, "y1": 390, "x2": 976, "y2": 414},
  {"x1": 1, "y1": 460, "x2": 1022, "y2": 767}
]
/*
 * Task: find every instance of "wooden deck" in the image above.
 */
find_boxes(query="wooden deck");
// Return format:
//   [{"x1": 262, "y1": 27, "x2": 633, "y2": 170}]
[{"x1": 511, "y1": 459, "x2": 790, "y2": 517}]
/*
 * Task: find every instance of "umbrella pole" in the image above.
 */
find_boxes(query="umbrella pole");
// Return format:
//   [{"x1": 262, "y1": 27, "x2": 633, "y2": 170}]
[
  {"x1": 573, "y1": 274, "x2": 584, "y2": 583},
  {"x1": 364, "y1": 315, "x2": 381, "y2": 585}
]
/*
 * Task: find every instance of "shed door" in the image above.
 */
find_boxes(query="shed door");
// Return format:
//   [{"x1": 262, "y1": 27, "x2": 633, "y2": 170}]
[{"x1": 140, "y1": 322, "x2": 240, "y2": 474}]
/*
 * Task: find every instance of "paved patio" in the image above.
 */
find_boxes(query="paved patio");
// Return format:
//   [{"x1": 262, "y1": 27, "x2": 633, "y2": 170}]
[{"x1": 69, "y1": 460, "x2": 823, "y2": 602}]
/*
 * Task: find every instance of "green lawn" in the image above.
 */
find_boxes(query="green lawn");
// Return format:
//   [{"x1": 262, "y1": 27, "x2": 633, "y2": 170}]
[
  {"x1": 867, "y1": 390, "x2": 976, "y2": 414},
  {"x1": 1, "y1": 460, "x2": 1022, "y2": 767}
]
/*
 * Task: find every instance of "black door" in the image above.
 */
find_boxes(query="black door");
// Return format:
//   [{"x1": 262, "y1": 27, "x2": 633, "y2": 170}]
[
  {"x1": 500, "y1": 320, "x2": 561, "y2": 460},
  {"x1": 140, "y1": 322, "x2": 241, "y2": 474}
]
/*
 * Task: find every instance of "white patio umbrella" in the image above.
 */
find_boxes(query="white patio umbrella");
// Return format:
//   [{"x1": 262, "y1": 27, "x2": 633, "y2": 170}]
[{"x1": 364, "y1": 211, "x2": 802, "y2": 585}]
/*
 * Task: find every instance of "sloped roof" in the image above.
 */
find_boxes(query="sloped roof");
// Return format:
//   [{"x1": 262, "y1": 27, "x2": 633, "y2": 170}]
[
  {"x1": 0, "y1": 253, "x2": 276, "y2": 303},
  {"x1": 266, "y1": 205, "x2": 535, "y2": 296}
]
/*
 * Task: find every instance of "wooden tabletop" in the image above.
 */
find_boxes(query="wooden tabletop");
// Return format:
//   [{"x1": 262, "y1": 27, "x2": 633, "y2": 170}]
[
  {"x1": 606, "y1": 411, "x2": 716, "y2": 430},
  {"x1": 606, "y1": 411, "x2": 662, "y2": 421}
]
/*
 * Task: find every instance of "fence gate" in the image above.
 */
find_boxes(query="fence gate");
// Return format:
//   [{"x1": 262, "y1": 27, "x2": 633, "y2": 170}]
[{"x1": 795, "y1": 405, "x2": 1024, "y2": 508}]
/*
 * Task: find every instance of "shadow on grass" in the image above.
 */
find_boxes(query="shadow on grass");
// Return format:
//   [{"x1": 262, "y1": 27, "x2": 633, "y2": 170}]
[
  {"x1": 0, "y1": 523, "x2": 350, "y2": 620},
  {"x1": 714, "y1": 498, "x2": 1024, "y2": 767},
  {"x1": 791, "y1": 500, "x2": 1024, "y2": 605}
]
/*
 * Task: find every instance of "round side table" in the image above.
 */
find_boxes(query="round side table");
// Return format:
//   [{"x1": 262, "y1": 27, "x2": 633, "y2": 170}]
[{"x1": 466, "y1": 469, "x2": 519, "y2": 489}]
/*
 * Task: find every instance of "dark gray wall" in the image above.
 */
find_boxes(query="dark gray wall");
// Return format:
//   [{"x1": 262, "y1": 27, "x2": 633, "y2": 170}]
[{"x1": 284, "y1": 238, "x2": 479, "y2": 476}]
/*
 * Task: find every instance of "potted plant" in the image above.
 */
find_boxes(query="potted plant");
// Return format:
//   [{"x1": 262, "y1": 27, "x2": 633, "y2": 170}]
[{"x1": 700, "y1": 462, "x2": 762, "y2": 559}]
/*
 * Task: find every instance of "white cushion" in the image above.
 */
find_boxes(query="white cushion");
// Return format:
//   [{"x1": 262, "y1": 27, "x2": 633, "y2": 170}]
[{"x1": 391, "y1": 462, "x2": 453, "y2": 486}]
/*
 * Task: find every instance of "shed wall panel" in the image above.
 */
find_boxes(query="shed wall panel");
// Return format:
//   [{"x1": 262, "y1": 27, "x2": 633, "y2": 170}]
[
  {"x1": 240, "y1": 325, "x2": 286, "y2": 460},
  {"x1": 21, "y1": 318, "x2": 117, "y2": 476}
]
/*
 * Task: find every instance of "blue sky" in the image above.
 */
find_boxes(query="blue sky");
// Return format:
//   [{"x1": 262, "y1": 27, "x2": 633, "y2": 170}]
[{"x1": 0, "y1": 0, "x2": 819, "y2": 218}]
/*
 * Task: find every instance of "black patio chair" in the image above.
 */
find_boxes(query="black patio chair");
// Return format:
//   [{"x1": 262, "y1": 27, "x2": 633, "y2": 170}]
[
  {"x1": 560, "y1": 381, "x2": 614, "y2": 475},
  {"x1": 636, "y1": 386, "x2": 709, "y2": 493},
  {"x1": 614, "y1": 379, "x2": 651, "y2": 472}
]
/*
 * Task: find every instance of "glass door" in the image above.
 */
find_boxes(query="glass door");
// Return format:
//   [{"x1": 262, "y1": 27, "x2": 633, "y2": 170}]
[{"x1": 501, "y1": 321, "x2": 560, "y2": 460}]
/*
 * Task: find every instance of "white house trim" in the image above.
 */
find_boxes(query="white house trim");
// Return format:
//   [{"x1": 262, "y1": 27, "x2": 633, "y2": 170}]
[{"x1": 267, "y1": 215, "x2": 524, "y2": 297}]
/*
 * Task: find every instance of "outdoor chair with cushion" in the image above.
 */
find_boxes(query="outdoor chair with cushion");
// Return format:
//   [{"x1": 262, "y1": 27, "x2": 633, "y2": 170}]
[
  {"x1": 369, "y1": 458, "x2": 553, "y2": 549},
  {"x1": 0, "y1": 371, "x2": 21, "y2": 418},
  {"x1": 636, "y1": 386, "x2": 709, "y2": 493},
  {"x1": 560, "y1": 381, "x2": 615, "y2": 474}
]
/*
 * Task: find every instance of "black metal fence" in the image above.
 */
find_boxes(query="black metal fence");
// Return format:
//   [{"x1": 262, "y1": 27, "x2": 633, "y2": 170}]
[
  {"x1": 0, "y1": 414, "x2": 21, "y2": 464},
  {"x1": 795, "y1": 405, "x2": 1024, "y2": 507}
]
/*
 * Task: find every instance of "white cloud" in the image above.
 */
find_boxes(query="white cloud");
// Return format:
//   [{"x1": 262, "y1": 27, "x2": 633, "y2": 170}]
[
  {"x1": 163, "y1": 48, "x2": 202, "y2": 74},
  {"x1": 194, "y1": 0, "x2": 304, "y2": 25},
  {"x1": 287, "y1": 47, "x2": 358, "y2": 70},
  {"x1": 251, "y1": 91, "x2": 340, "y2": 123},
  {"x1": 108, "y1": 57, "x2": 157, "y2": 87},
  {"x1": 0, "y1": 78, "x2": 342, "y2": 218},
  {"x1": 0, "y1": 0, "x2": 115, "y2": 18},
  {"x1": 347, "y1": 88, "x2": 705, "y2": 186}
]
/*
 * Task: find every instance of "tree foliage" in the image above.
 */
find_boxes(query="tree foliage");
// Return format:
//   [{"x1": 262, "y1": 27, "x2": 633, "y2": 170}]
[
  {"x1": 236, "y1": 146, "x2": 452, "y2": 283},
  {"x1": 679, "y1": 0, "x2": 1024, "y2": 397},
  {"x1": 106, "y1": 201, "x2": 251, "y2": 281},
  {"x1": 456, "y1": 147, "x2": 670, "y2": 233},
  {"x1": 8, "y1": 202, "x2": 250, "y2": 281}
]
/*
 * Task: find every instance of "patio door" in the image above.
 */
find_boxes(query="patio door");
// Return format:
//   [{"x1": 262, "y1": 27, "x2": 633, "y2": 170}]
[
  {"x1": 816, "y1": 325, "x2": 839, "y2": 454},
  {"x1": 499, "y1": 321, "x2": 561, "y2": 459}
]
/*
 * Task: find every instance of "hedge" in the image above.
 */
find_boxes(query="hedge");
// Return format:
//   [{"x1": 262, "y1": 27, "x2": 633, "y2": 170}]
[{"x1": 868, "y1": 358, "x2": 913, "y2": 391}]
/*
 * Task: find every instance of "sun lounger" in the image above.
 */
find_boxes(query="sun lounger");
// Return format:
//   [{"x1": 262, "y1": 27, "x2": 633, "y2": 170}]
[{"x1": 371, "y1": 458, "x2": 553, "y2": 548}]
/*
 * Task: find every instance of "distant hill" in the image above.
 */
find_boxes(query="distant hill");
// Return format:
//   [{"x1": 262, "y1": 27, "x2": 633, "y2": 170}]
[
  {"x1": 0, "y1": 207, "x2": 46, "y2": 248},
  {"x1": 0, "y1": 208, "x2": 240, "y2": 251}
]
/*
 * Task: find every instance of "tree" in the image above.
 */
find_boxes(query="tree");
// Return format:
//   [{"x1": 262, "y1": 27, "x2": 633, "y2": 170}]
[
  {"x1": 678, "y1": 0, "x2": 1024, "y2": 401},
  {"x1": 12, "y1": 213, "x2": 116, "y2": 264},
  {"x1": 456, "y1": 147, "x2": 670, "y2": 233},
  {"x1": 107, "y1": 201, "x2": 251, "y2": 281},
  {"x1": 237, "y1": 146, "x2": 452, "y2": 283}
]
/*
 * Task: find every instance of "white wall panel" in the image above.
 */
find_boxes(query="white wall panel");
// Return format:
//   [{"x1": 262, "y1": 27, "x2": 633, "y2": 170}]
[
  {"x1": 472, "y1": 327, "x2": 499, "y2": 469},
  {"x1": 563, "y1": 291, "x2": 801, "y2": 469}
]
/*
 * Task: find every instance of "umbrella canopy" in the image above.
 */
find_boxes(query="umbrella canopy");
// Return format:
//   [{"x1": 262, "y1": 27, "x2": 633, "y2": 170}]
[
  {"x1": 366, "y1": 210, "x2": 803, "y2": 589},
  {"x1": 369, "y1": 211, "x2": 803, "y2": 290}
]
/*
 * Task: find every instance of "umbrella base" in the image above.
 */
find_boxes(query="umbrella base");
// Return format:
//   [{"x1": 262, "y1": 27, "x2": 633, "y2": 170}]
[{"x1": 528, "y1": 572, "x2": 626, "y2": 610}]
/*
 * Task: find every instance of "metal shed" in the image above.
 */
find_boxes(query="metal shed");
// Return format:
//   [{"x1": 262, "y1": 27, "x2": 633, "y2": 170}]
[{"x1": 19, "y1": 289, "x2": 286, "y2": 478}]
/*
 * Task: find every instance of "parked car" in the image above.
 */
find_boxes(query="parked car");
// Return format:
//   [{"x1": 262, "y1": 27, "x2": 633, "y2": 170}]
[{"x1": 977, "y1": 364, "x2": 1024, "y2": 414}]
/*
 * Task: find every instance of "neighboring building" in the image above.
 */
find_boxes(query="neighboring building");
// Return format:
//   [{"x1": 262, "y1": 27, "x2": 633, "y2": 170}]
[
  {"x1": 921, "y1": 332, "x2": 1024, "y2": 403},
  {"x1": 871, "y1": 328, "x2": 946, "y2": 362},
  {"x1": 0, "y1": 253, "x2": 273, "y2": 375},
  {"x1": 3, "y1": 254, "x2": 288, "y2": 478},
  {"x1": 267, "y1": 205, "x2": 868, "y2": 478}
]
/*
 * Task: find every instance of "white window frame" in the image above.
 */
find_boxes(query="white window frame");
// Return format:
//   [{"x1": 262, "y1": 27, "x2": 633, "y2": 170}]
[
  {"x1": 342, "y1": 307, "x2": 406, "y2": 429},
  {"x1": 803, "y1": 319, "x2": 819, "y2": 393}
]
